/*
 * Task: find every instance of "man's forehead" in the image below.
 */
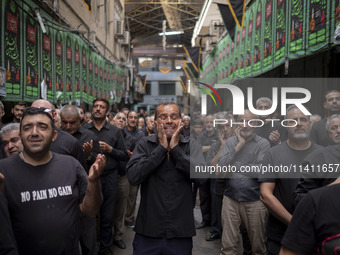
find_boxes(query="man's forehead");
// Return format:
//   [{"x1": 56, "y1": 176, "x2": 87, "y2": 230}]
[
  {"x1": 22, "y1": 114, "x2": 51, "y2": 124},
  {"x1": 326, "y1": 92, "x2": 340, "y2": 99},
  {"x1": 2, "y1": 130, "x2": 19, "y2": 138},
  {"x1": 158, "y1": 104, "x2": 179, "y2": 115},
  {"x1": 330, "y1": 117, "x2": 340, "y2": 124}
]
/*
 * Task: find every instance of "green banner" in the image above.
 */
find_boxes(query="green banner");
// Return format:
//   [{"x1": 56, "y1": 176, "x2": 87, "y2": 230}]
[
  {"x1": 253, "y1": 0, "x2": 263, "y2": 76},
  {"x1": 74, "y1": 37, "x2": 81, "y2": 101},
  {"x1": 306, "y1": 0, "x2": 330, "y2": 53},
  {"x1": 245, "y1": 3, "x2": 255, "y2": 77},
  {"x1": 288, "y1": 0, "x2": 305, "y2": 58},
  {"x1": 65, "y1": 33, "x2": 74, "y2": 103},
  {"x1": 88, "y1": 50, "x2": 94, "y2": 103},
  {"x1": 331, "y1": 1, "x2": 340, "y2": 46},
  {"x1": 274, "y1": 0, "x2": 288, "y2": 66},
  {"x1": 263, "y1": 0, "x2": 274, "y2": 72},
  {"x1": 81, "y1": 42, "x2": 88, "y2": 104},
  {"x1": 233, "y1": 28, "x2": 241, "y2": 78},
  {"x1": 54, "y1": 31, "x2": 65, "y2": 103},
  {"x1": 5, "y1": 0, "x2": 22, "y2": 98},
  {"x1": 239, "y1": 25, "x2": 247, "y2": 78},
  {"x1": 24, "y1": 7, "x2": 39, "y2": 99}
]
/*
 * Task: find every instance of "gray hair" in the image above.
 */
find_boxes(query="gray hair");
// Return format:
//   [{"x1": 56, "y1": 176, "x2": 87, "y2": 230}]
[
  {"x1": 285, "y1": 105, "x2": 311, "y2": 120},
  {"x1": 326, "y1": 114, "x2": 340, "y2": 131},
  {"x1": 183, "y1": 115, "x2": 190, "y2": 121},
  {"x1": 0, "y1": 123, "x2": 20, "y2": 136},
  {"x1": 256, "y1": 97, "x2": 272, "y2": 108},
  {"x1": 60, "y1": 105, "x2": 81, "y2": 119}
]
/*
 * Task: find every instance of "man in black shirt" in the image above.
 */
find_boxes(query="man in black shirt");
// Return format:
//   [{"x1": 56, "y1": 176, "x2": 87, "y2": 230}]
[
  {"x1": 126, "y1": 101, "x2": 205, "y2": 255},
  {"x1": 309, "y1": 90, "x2": 340, "y2": 146},
  {"x1": 0, "y1": 107, "x2": 105, "y2": 255},
  {"x1": 254, "y1": 97, "x2": 287, "y2": 147},
  {"x1": 206, "y1": 112, "x2": 235, "y2": 242},
  {"x1": 112, "y1": 112, "x2": 136, "y2": 250},
  {"x1": 259, "y1": 106, "x2": 321, "y2": 254},
  {"x1": 60, "y1": 105, "x2": 102, "y2": 255},
  {"x1": 281, "y1": 183, "x2": 340, "y2": 254},
  {"x1": 196, "y1": 115, "x2": 219, "y2": 229},
  {"x1": 31, "y1": 99, "x2": 87, "y2": 170},
  {"x1": 10, "y1": 101, "x2": 26, "y2": 123},
  {"x1": 84, "y1": 98, "x2": 128, "y2": 255},
  {"x1": 124, "y1": 111, "x2": 145, "y2": 229}
]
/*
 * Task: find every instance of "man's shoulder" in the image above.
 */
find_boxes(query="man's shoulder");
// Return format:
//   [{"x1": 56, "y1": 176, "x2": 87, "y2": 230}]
[{"x1": 57, "y1": 129, "x2": 80, "y2": 144}]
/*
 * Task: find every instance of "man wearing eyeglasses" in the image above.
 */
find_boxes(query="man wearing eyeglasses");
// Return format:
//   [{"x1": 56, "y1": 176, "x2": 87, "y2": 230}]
[
  {"x1": 0, "y1": 107, "x2": 105, "y2": 255},
  {"x1": 126, "y1": 101, "x2": 206, "y2": 255},
  {"x1": 84, "y1": 98, "x2": 128, "y2": 255}
]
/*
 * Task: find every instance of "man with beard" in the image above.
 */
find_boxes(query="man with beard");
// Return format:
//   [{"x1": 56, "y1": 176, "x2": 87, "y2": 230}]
[
  {"x1": 85, "y1": 98, "x2": 128, "y2": 255},
  {"x1": 141, "y1": 115, "x2": 156, "y2": 136},
  {"x1": 10, "y1": 101, "x2": 26, "y2": 123},
  {"x1": 112, "y1": 112, "x2": 136, "y2": 250},
  {"x1": 0, "y1": 107, "x2": 105, "y2": 255},
  {"x1": 196, "y1": 115, "x2": 219, "y2": 229},
  {"x1": 126, "y1": 101, "x2": 205, "y2": 254},
  {"x1": 309, "y1": 90, "x2": 340, "y2": 146},
  {"x1": 0, "y1": 123, "x2": 23, "y2": 158},
  {"x1": 254, "y1": 97, "x2": 287, "y2": 147},
  {"x1": 259, "y1": 106, "x2": 321, "y2": 254},
  {"x1": 124, "y1": 111, "x2": 144, "y2": 229},
  {"x1": 293, "y1": 114, "x2": 340, "y2": 206},
  {"x1": 31, "y1": 99, "x2": 87, "y2": 170},
  {"x1": 218, "y1": 109, "x2": 270, "y2": 255},
  {"x1": 60, "y1": 105, "x2": 101, "y2": 255},
  {"x1": 206, "y1": 112, "x2": 235, "y2": 242}
]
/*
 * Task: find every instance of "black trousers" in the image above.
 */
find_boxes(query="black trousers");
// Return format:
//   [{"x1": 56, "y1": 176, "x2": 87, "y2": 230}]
[{"x1": 132, "y1": 233, "x2": 192, "y2": 255}]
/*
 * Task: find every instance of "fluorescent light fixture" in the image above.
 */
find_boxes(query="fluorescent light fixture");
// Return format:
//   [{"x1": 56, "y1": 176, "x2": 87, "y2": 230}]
[{"x1": 159, "y1": 31, "x2": 183, "y2": 36}]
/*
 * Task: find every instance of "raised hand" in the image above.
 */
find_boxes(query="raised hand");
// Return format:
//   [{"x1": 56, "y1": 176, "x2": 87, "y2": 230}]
[
  {"x1": 83, "y1": 140, "x2": 93, "y2": 158},
  {"x1": 88, "y1": 154, "x2": 106, "y2": 182},
  {"x1": 169, "y1": 120, "x2": 183, "y2": 149},
  {"x1": 155, "y1": 121, "x2": 168, "y2": 149}
]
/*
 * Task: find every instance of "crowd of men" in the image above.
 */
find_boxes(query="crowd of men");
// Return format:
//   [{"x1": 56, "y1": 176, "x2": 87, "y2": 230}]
[{"x1": 0, "y1": 89, "x2": 339, "y2": 255}]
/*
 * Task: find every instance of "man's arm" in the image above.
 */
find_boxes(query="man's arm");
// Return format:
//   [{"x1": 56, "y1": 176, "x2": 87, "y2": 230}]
[
  {"x1": 260, "y1": 182, "x2": 292, "y2": 225},
  {"x1": 79, "y1": 154, "x2": 106, "y2": 217}
]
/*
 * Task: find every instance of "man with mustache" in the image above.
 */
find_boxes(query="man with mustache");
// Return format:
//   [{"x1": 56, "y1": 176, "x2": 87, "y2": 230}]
[
  {"x1": 0, "y1": 107, "x2": 105, "y2": 255},
  {"x1": 309, "y1": 90, "x2": 340, "y2": 146},
  {"x1": 293, "y1": 114, "x2": 340, "y2": 206},
  {"x1": 218, "y1": 109, "x2": 270, "y2": 255},
  {"x1": 259, "y1": 106, "x2": 321, "y2": 254},
  {"x1": 85, "y1": 98, "x2": 128, "y2": 255},
  {"x1": 0, "y1": 123, "x2": 23, "y2": 158},
  {"x1": 126, "y1": 101, "x2": 205, "y2": 255},
  {"x1": 124, "y1": 111, "x2": 144, "y2": 229}
]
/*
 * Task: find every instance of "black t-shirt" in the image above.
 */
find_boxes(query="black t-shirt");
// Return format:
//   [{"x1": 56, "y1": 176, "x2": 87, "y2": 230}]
[
  {"x1": 0, "y1": 193, "x2": 18, "y2": 255},
  {"x1": 259, "y1": 141, "x2": 321, "y2": 242},
  {"x1": 0, "y1": 153, "x2": 88, "y2": 255},
  {"x1": 282, "y1": 183, "x2": 340, "y2": 254},
  {"x1": 309, "y1": 119, "x2": 331, "y2": 147},
  {"x1": 51, "y1": 129, "x2": 87, "y2": 170},
  {"x1": 255, "y1": 121, "x2": 287, "y2": 147},
  {"x1": 293, "y1": 144, "x2": 340, "y2": 207}
]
